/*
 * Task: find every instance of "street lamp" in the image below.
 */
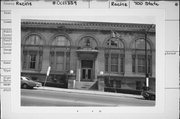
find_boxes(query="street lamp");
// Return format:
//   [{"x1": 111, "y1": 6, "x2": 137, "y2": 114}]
[
  {"x1": 144, "y1": 24, "x2": 154, "y2": 90},
  {"x1": 100, "y1": 71, "x2": 104, "y2": 75},
  {"x1": 70, "y1": 70, "x2": 74, "y2": 74},
  {"x1": 144, "y1": 31, "x2": 149, "y2": 90},
  {"x1": 99, "y1": 71, "x2": 104, "y2": 91},
  {"x1": 68, "y1": 70, "x2": 75, "y2": 89}
]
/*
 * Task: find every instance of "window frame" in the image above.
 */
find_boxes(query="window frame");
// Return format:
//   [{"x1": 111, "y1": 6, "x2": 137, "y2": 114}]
[
  {"x1": 131, "y1": 38, "x2": 152, "y2": 75},
  {"x1": 50, "y1": 35, "x2": 71, "y2": 72},
  {"x1": 22, "y1": 34, "x2": 43, "y2": 71},
  {"x1": 104, "y1": 37, "x2": 125, "y2": 74}
]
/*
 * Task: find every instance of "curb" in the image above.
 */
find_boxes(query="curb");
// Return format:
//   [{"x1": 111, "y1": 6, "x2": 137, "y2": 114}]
[{"x1": 38, "y1": 86, "x2": 143, "y2": 99}]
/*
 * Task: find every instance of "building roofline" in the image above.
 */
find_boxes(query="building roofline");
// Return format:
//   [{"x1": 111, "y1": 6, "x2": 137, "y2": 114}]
[{"x1": 21, "y1": 19, "x2": 155, "y2": 32}]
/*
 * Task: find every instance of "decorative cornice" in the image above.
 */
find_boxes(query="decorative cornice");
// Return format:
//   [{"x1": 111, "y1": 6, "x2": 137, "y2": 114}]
[{"x1": 21, "y1": 19, "x2": 155, "y2": 33}]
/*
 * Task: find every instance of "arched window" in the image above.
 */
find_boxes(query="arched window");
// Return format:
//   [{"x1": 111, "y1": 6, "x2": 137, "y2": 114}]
[
  {"x1": 22, "y1": 34, "x2": 43, "y2": 70},
  {"x1": 25, "y1": 35, "x2": 43, "y2": 45},
  {"x1": 104, "y1": 38, "x2": 125, "y2": 74},
  {"x1": 106, "y1": 38, "x2": 124, "y2": 48},
  {"x1": 132, "y1": 38, "x2": 151, "y2": 50},
  {"x1": 52, "y1": 36, "x2": 70, "y2": 46},
  {"x1": 78, "y1": 36, "x2": 98, "y2": 49},
  {"x1": 131, "y1": 38, "x2": 152, "y2": 74},
  {"x1": 50, "y1": 35, "x2": 70, "y2": 72}
]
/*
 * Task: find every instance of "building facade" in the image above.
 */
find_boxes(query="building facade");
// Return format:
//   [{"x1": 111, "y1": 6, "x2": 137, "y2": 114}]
[{"x1": 21, "y1": 19, "x2": 155, "y2": 92}]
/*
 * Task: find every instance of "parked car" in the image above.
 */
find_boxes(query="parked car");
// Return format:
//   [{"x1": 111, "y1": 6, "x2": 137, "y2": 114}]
[
  {"x1": 21, "y1": 76, "x2": 42, "y2": 89},
  {"x1": 141, "y1": 90, "x2": 155, "y2": 100}
]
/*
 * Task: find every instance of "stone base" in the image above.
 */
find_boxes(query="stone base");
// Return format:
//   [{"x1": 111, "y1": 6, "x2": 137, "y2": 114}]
[
  {"x1": 68, "y1": 80, "x2": 75, "y2": 89},
  {"x1": 98, "y1": 78, "x2": 104, "y2": 91}
]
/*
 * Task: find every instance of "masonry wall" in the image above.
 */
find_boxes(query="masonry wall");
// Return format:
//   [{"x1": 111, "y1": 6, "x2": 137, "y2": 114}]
[{"x1": 21, "y1": 27, "x2": 156, "y2": 91}]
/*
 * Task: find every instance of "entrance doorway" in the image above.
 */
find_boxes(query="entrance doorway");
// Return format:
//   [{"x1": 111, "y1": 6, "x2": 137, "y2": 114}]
[{"x1": 81, "y1": 60, "x2": 93, "y2": 81}]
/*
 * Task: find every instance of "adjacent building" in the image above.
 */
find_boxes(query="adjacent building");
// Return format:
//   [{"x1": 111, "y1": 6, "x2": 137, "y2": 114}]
[{"x1": 21, "y1": 19, "x2": 156, "y2": 92}]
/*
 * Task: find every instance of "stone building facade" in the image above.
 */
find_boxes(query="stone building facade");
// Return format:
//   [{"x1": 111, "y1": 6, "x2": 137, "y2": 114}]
[{"x1": 21, "y1": 19, "x2": 155, "y2": 92}]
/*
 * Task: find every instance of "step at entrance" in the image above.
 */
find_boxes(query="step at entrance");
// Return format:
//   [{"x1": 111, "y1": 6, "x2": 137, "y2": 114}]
[{"x1": 75, "y1": 81, "x2": 98, "y2": 90}]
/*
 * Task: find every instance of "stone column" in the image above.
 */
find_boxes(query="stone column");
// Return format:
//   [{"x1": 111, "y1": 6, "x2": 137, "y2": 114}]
[
  {"x1": 98, "y1": 75, "x2": 104, "y2": 91},
  {"x1": 68, "y1": 74, "x2": 76, "y2": 89},
  {"x1": 96, "y1": 49, "x2": 104, "y2": 81},
  {"x1": 41, "y1": 47, "x2": 50, "y2": 74},
  {"x1": 152, "y1": 51, "x2": 155, "y2": 77},
  {"x1": 124, "y1": 50, "x2": 132, "y2": 77},
  {"x1": 21, "y1": 46, "x2": 23, "y2": 71},
  {"x1": 94, "y1": 59, "x2": 98, "y2": 81},
  {"x1": 76, "y1": 60, "x2": 81, "y2": 82}
]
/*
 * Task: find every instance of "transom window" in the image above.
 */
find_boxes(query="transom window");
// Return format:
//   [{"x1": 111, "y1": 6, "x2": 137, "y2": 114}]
[
  {"x1": 79, "y1": 36, "x2": 98, "y2": 49},
  {"x1": 106, "y1": 38, "x2": 124, "y2": 48},
  {"x1": 25, "y1": 35, "x2": 43, "y2": 45},
  {"x1": 52, "y1": 36, "x2": 70, "y2": 46},
  {"x1": 132, "y1": 38, "x2": 151, "y2": 50}
]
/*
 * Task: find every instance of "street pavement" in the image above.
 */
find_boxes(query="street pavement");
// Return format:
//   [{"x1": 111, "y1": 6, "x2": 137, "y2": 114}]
[{"x1": 21, "y1": 87, "x2": 155, "y2": 106}]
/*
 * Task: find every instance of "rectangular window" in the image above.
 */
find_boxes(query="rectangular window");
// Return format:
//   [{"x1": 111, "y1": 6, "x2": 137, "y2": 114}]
[
  {"x1": 50, "y1": 52, "x2": 55, "y2": 70},
  {"x1": 38, "y1": 53, "x2": 43, "y2": 70},
  {"x1": 138, "y1": 55, "x2": 145, "y2": 73},
  {"x1": 132, "y1": 55, "x2": 136, "y2": 73},
  {"x1": 120, "y1": 57, "x2": 124, "y2": 73},
  {"x1": 23, "y1": 50, "x2": 42, "y2": 70},
  {"x1": 111, "y1": 54, "x2": 118, "y2": 72},
  {"x1": 82, "y1": 69, "x2": 86, "y2": 79},
  {"x1": 23, "y1": 51, "x2": 27, "y2": 69},
  {"x1": 29, "y1": 54, "x2": 36, "y2": 69},
  {"x1": 105, "y1": 53, "x2": 124, "y2": 73},
  {"x1": 50, "y1": 51, "x2": 70, "y2": 72},
  {"x1": 56, "y1": 52, "x2": 64, "y2": 71},
  {"x1": 105, "y1": 54, "x2": 109, "y2": 72},
  {"x1": 66, "y1": 52, "x2": 70, "y2": 71},
  {"x1": 88, "y1": 69, "x2": 92, "y2": 79},
  {"x1": 133, "y1": 55, "x2": 152, "y2": 74}
]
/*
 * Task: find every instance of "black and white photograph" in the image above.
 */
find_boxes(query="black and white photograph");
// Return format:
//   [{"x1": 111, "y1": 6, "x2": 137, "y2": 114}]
[
  {"x1": 1, "y1": 0, "x2": 179, "y2": 118},
  {"x1": 20, "y1": 19, "x2": 156, "y2": 107}
]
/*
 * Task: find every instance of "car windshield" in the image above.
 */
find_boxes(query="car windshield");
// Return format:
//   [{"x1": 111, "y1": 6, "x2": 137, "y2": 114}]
[{"x1": 22, "y1": 77, "x2": 32, "y2": 81}]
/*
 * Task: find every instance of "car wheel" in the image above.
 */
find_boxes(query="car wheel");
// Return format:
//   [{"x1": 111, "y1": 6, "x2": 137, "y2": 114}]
[
  {"x1": 22, "y1": 84, "x2": 29, "y2": 89},
  {"x1": 145, "y1": 97, "x2": 149, "y2": 100},
  {"x1": 150, "y1": 95, "x2": 155, "y2": 100}
]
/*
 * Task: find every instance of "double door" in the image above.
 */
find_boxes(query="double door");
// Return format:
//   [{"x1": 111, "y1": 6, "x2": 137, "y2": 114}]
[{"x1": 81, "y1": 60, "x2": 93, "y2": 81}]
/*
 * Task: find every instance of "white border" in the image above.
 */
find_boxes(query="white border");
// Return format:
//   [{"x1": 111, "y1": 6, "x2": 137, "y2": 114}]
[{"x1": 11, "y1": 9, "x2": 165, "y2": 114}]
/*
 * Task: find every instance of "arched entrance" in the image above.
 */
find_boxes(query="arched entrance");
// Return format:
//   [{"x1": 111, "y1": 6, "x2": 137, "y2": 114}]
[{"x1": 76, "y1": 36, "x2": 98, "y2": 82}]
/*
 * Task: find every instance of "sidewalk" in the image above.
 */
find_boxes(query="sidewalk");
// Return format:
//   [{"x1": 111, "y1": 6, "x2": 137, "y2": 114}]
[{"x1": 38, "y1": 86, "x2": 143, "y2": 99}]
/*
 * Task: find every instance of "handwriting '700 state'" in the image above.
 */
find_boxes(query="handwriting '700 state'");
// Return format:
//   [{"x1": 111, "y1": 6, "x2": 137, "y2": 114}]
[{"x1": 134, "y1": 1, "x2": 159, "y2": 6}]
